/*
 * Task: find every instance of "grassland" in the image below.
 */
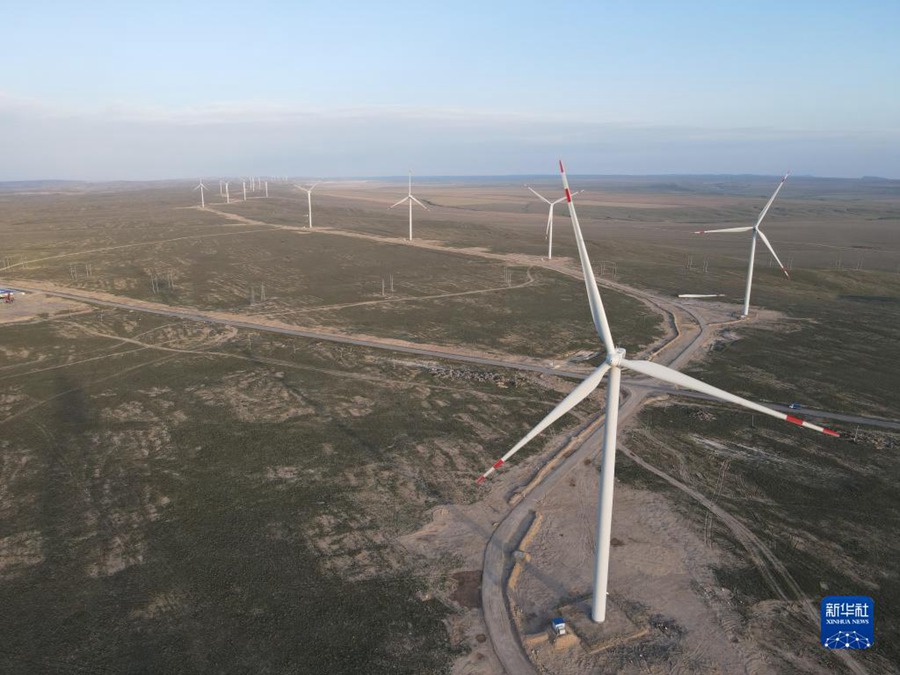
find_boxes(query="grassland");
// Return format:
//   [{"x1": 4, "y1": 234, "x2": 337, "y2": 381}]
[
  {"x1": 1, "y1": 175, "x2": 898, "y2": 673},
  {"x1": 0, "y1": 310, "x2": 594, "y2": 673}
]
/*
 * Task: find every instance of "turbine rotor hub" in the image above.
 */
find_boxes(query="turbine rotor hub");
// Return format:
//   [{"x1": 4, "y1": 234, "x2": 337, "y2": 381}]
[{"x1": 606, "y1": 347, "x2": 626, "y2": 367}]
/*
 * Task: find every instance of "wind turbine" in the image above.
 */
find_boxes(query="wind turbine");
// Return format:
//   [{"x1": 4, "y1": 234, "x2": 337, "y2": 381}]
[
  {"x1": 477, "y1": 161, "x2": 838, "y2": 624},
  {"x1": 193, "y1": 180, "x2": 208, "y2": 208},
  {"x1": 390, "y1": 170, "x2": 428, "y2": 241},
  {"x1": 695, "y1": 173, "x2": 791, "y2": 317},
  {"x1": 296, "y1": 182, "x2": 320, "y2": 229},
  {"x1": 242, "y1": 180, "x2": 247, "y2": 201},
  {"x1": 225, "y1": 181, "x2": 230, "y2": 204},
  {"x1": 526, "y1": 185, "x2": 581, "y2": 259}
]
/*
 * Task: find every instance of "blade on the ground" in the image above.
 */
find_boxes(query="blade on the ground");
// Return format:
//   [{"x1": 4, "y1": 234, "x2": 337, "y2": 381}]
[
  {"x1": 694, "y1": 226, "x2": 754, "y2": 235},
  {"x1": 559, "y1": 160, "x2": 616, "y2": 355},
  {"x1": 620, "y1": 358, "x2": 839, "y2": 436},
  {"x1": 527, "y1": 186, "x2": 551, "y2": 205},
  {"x1": 754, "y1": 172, "x2": 790, "y2": 229},
  {"x1": 389, "y1": 196, "x2": 410, "y2": 209},
  {"x1": 476, "y1": 363, "x2": 611, "y2": 483},
  {"x1": 410, "y1": 195, "x2": 429, "y2": 210},
  {"x1": 757, "y1": 228, "x2": 790, "y2": 278}
]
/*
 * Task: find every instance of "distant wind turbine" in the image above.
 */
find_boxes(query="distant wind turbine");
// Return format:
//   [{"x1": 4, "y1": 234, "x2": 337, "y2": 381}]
[
  {"x1": 296, "y1": 182, "x2": 320, "y2": 228},
  {"x1": 477, "y1": 161, "x2": 838, "y2": 625},
  {"x1": 225, "y1": 181, "x2": 230, "y2": 204},
  {"x1": 695, "y1": 173, "x2": 791, "y2": 316},
  {"x1": 526, "y1": 185, "x2": 582, "y2": 259},
  {"x1": 193, "y1": 180, "x2": 208, "y2": 208},
  {"x1": 390, "y1": 171, "x2": 428, "y2": 241},
  {"x1": 242, "y1": 180, "x2": 247, "y2": 201}
]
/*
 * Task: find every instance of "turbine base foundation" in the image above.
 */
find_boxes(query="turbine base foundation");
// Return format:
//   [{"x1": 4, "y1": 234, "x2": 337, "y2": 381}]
[{"x1": 557, "y1": 595, "x2": 648, "y2": 654}]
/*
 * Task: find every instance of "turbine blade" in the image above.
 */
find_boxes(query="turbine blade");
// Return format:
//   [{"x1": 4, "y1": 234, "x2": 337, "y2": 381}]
[
  {"x1": 552, "y1": 189, "x2": 579, "y2": 206},
  {"x1": 694, "y1": 226, "x2": 754, "y2": 234},
  {"x1": 757, "y1": 228, "x2": 790, "y2": 278},
  {"x1": 545, "y1": 211, "x2": 552, "y2": 239},
  {"x1": 410, "y1": 195, "x2": 429, "y2": 210},
  {"x1": 754, "y1": 172, "x2": 790, "y2": 229},
  {"x1": 620, "y1": 358, "x2": 839, "y2": 437},
  {"x1": 389, "y1": 196, "x2": 410, "y2": 209},
  {"x1": 559, "y1": 160, "x2": 616, "y2": 355},
  {"x1": 527, "y1": 186, "x2": 551, "y2": 204},
  {"x1": 477, "y1": 363, "x2": 611, "y2": 483}
]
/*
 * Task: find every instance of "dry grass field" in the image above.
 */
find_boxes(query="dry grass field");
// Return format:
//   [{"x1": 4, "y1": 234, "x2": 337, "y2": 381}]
[{"x1": 1, "y1": 175, "x2": 898, "y2": 673}]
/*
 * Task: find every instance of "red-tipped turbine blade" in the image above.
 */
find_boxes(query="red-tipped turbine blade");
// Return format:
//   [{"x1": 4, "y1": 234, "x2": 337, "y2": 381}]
[
  {"x1": 558, "y1": 161, "x2": 617, "y2": 355},
  {"x1": 621, "y1": 358, "x2": 840, "y2": 437},
  {"x1": 757, "y1": 229, "x2": 790, "y2": 279},
  {"x1": 476, "y1": 363, "x2": 610, "y2": 483}
]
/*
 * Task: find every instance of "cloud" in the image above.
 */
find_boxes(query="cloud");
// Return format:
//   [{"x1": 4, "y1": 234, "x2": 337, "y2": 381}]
[{"x1": 1, "y1": 93, "x2": 898, "y2": 180}]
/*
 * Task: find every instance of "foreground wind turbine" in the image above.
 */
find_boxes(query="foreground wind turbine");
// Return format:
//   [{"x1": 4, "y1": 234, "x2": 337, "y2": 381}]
[
  {"x1": 695, "y1": 173, "x2": 791, "y2": 316},
  {"x1": 477, "y1": 161, "x2": 838, "y2": 624},
  {"x1": 526, "y1": 185, "x2": 582, "y2": 259},
  {"x1": 296, "y1": 182, "x2": 320, "y2": 229},
  {"x1": 390, "y1": 170, "x2": 428, "y2": 241},
  {"x1": 193, "y1": 180, "x2": 208, "y2": 208}
]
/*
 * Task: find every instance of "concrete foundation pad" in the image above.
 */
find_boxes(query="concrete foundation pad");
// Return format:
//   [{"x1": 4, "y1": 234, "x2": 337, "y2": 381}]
[{"x1": 559, "y1": 595, "x2": 650, "y2": 654}]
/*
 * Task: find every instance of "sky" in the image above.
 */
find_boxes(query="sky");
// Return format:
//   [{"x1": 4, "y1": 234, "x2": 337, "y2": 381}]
[{"x1": 1, "y1": 0, "x2": 898, "y2": 180}]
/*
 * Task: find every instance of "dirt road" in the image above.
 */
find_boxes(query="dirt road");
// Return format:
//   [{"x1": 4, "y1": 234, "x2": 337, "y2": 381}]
[{"x1": 478, "y1": 287, "x2": 709, "y2": 675}]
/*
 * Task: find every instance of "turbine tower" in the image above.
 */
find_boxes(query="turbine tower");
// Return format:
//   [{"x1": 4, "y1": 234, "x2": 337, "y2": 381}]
[
  {"x1": 225, "y1": 181, "x2": 230, "y2": 204},
  {"x1": 193, "y1": 180, "x2": 208, "y2": 209},
  {"x1": 477, "y1": 161, "x2": 838, "y2": 624},
  {"x1": 526, "y1": 185, "x2": 581, "y2": 259},
  {"x1": 695, "y1": 173, "x2": 791, "y2": 316},
  {"x1": 296, "y1": 182, "x2": 320, "y2": 229},
  {"x1": 390, "y1": 170, "x2": 428, "y2": 241},
  {"x1": 242, "y1": 180, "x2": 247, "y2": 201}
]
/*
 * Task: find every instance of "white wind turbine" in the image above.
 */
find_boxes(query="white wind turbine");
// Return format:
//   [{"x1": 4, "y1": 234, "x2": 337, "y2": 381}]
[
  {"x1": 242, "y1": 180, "x2": 248, "y2": 201},
  {"x1": 193, "y1": 180, "x2": 208, "y2": 208},
  {"x1": 296, "y1": 182, "x2": 320, "y2": 229},
  {"x1": 390, "y1": 170, "x2": 428, "y2": 241},
  {"x1": 695, "y1": 173, "x2": 791, "y2": 316},
  {"x1": 477, "y1": 161, "x2": 838, "y2": 624},
  {"x1": 224, "y1": 181, "x2": 231, "y2": 204},
  {"x1": 526, "y1": 185, "x2": 582, "y2": 259}
]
